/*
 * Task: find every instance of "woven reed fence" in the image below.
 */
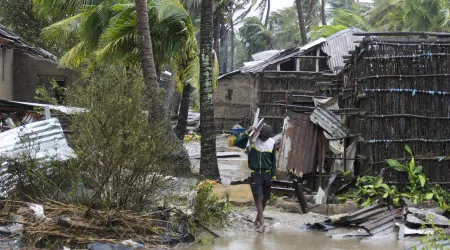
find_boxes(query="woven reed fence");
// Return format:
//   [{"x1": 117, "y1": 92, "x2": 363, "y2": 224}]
[
  {"x1": 257, "y1": 72, "x2": 337, "y2": 134},
  {"x1": 341, "y1": 35, "x2": 450, "y2": 188}
]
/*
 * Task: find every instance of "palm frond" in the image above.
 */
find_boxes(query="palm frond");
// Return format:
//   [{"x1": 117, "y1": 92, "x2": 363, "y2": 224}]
[
  {"x1": 310, "y1": 25, "x2": 348, "y2": 39},
  {"x1": 59, "y1": 41, "x2": 88, "y2": 68},
  {"x1": 332, "y1": 9, "x2": 369, "y2": 31},
  {"x1": 33, "y1": 0, "x2": 101, "y2": 19},
  {"x1": 41, "y1": 12, "x2": 87, "y2": 43}
]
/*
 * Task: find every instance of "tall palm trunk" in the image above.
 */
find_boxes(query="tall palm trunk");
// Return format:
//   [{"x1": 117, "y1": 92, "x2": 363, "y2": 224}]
[
  {"x1": 213, "y1": 10, "x2": 221, "y2": 69},
  {"x1": 230, "y1": 21, "x2": 235, "y2": 71},
  {"x1": 295, "y1": 0, "x2": 308, "y2": 45},
  {"x1": 199, "y1": 0, "x2": 220, "y2": 180},
  {"x1": 135, "y1": 0, "x2": 190, "y2": 174},
  {"x1": 264, "y1": 0, "x2": 271, "y2": 27},
  {"x1": 135, "y1": 0, "x2": 158, "y2": 92},
  {"x1": 175, "y1": 83, "x2": 192, "y2": 140},
  {"x1": 321, "y1": 0, "x2": 326, "y2": 25}
]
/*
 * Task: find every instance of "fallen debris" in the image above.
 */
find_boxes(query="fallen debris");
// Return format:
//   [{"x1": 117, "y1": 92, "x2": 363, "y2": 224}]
[
  {"x1": 330, "y1": 203, "x2": 391, "y2": 225},
  {"x1": 300, "y1": 222, "x2": 336, "y2": 231},
  {"x1": 0, "y1": 200, "x2": 195, "y2": 249},
  {"x1": 406, "y1": 207, "x2": 450, "y2": 227}
]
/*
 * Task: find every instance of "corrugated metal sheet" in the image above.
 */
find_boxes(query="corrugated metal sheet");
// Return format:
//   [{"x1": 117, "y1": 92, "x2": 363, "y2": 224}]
[
  {"x1": 360, "y1": 209, "x2": 401, "y2": 235},
  {"x1": 0, "y1": 118, "x2": 75, "y2": 196},
  {"x1": 330, "y1": 203, "x2": 391, "y2": 225},
  {"x1": 240, "y1": 47, "x2": 300, "y2": 74},
  {"x1": 251, "y1": 49, "x2": 281, "y2": 61},
  {"x1": 310, "y1": 106, "x2": 350, "y2": 139},
  {"x1": 218, "y1": 28, "x2": 360, "y2": 78},
  {"x1": 11, "y1": 101, "x2": 85, "y2": 114},
  {"x1": 278, "y1": 111, "x2": 319, "y2": 176},
  {"x1": 0, "y1": 118, "x2": 75, "y2": 161},
  {"x1": 321, "y1": 28, "x2": 363, "y2": 72}
]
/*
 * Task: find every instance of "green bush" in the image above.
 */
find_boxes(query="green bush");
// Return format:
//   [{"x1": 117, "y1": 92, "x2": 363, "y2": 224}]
[
  {"x1": 191, "y1": 181, "x2": 231, "y2": 230},
  {"x1": 64, "y1": 66, "x2": 181, "y2": 210},
  {"x1": 341, "y1": 145, "x2": 450, "y2": 210}
]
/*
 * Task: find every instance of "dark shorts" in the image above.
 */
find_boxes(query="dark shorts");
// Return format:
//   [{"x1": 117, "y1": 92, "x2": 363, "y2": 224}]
[{"x1": 250, "y1": 172, "x2": 272, "y2": 201}]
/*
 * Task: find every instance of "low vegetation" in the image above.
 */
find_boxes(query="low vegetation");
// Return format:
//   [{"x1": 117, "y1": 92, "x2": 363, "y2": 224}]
[
  {"x1": 190, "y1": 181, "x2": 232, "y2": 231},
  {"x1": 340, "y1": 145, "x2": 450, "y2": 211}
]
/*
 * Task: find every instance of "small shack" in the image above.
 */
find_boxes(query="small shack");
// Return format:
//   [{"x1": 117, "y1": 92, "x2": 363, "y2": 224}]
[
  {"x1": 0, "y1": 25, "x2": 78, "y2": 102},
  {"x1": 215, "y1": 28, "x2": 362, "y2": 134},
  {"x1": 339, "y1": 32, "x2": 450, "y2": 188}
]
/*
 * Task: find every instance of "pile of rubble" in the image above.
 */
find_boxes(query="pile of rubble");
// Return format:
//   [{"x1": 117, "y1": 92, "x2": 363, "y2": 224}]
[{"x1": 303, "y1": 201, "x2": 450, "y2": 248}]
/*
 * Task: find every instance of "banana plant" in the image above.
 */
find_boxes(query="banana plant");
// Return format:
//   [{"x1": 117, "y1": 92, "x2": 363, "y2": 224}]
[{"x1": 387, "y1": 144, "x2": 426, "y2": 191}]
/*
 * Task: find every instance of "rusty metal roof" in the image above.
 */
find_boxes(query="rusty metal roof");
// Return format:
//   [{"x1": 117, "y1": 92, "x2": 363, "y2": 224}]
[
  {"x1": 310, "y1": 106, "x2": 350, "y2": 139},
  {"x1": 278, "y1": 111, "x2": 319, "y2": 176}
]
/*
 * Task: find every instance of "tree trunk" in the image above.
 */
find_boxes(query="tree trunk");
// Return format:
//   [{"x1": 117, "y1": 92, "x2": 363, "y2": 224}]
[
  {"x1": 134, "y1": 0, "x2": 191, "y2": 175},
  {"x1": 321, "y1": 0, "x2": 326, "y2": 25},
  {"x1": 220, "y1": 24, "x2": 228, "y2": 74},
  {"x1": 135, "y1": 0, "x2": 158, "y2": 92},
  {"x1": 230, "y1": 21, "x2": 235, "y2": 71},
  {"x1": 295, "y1": 0, "x2": 308, "y2": 45},
  {"x1": 171, "y1": 90, "x2": 181, "y2": 119},
  {"x1": 199, "y1": 0, "x2": 220, "y2": 180},
  {"x1": 264, "y1": 0, "x2": 271, "y2": 27},
  {"x1": 175, "y1": 83, "x2": 192, "y2": 140},
  {"x1": 213, "y1": 9, "x2": 221, "y2": 71}
]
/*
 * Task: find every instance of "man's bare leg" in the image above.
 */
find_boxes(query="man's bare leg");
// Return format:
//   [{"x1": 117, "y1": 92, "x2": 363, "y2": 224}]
[{"x1": 256, "y1": 197, "x2": 265, "y2": 233}]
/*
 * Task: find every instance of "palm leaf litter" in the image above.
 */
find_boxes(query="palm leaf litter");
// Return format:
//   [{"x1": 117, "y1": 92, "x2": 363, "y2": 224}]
[{"x1": 0, "y1": 199, "x2": 193, "y2": 248}]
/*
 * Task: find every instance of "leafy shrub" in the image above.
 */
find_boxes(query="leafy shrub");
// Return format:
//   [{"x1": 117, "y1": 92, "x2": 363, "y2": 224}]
[
  {"x1": 191, "y1": 181, "x2": 231, "y2": 229},
  {"x1": 64, "y1": 66, "x2": 181, "y2": 210},
  {"x1": 338, "y1": 176, "x2": 398, "y2": 206},
  {"x1": 341, "y1": 145, "x2": 450, "y2": 210}
]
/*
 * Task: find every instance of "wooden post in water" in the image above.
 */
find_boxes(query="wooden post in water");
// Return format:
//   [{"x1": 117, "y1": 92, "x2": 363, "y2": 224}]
[{"x1": 293, "y1": 179, "x2": 308, "y2": 214}]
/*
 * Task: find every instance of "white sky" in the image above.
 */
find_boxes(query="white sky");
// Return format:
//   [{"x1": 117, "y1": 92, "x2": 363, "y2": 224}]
[{"x1": 271, "y1": 0, "x2": 295, "y2": 12}]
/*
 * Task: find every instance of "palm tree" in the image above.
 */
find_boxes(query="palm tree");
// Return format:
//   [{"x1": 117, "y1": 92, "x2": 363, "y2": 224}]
[
  {"x1": 403, "y1": 0, "x2": 450, "y2": 31},
  {"x1": 199, "y1": 0, "x2": 220, "y2": 180},
  {"x1": 321, "y1": 0, "x2": 326, "y2": 25},
  {"x1": 135, "y1": 0, "x2": 158, "y2": 89},
  {"x1": 239, "y1": 17, "x2": 273, "y2": 59},
  {"x1": 295, "y1": 0, "x2": 308, "y2": 45},
  {"x1": 269, "y1": 6, "x2": 304, "y2": 48},
  {"x1": 34, "y1": 0, "x2": 193, "y2": 170},
  {"x1": 313, "y1": 0, "x2": 450, "y2": 39},
  {"x1": 311, "y1": 9, "x2": 370, "y2": 39}
]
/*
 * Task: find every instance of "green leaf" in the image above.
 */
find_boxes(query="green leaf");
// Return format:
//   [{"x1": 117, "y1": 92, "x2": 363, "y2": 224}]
[
  {"x1": 404, "y1": 144, "x2": 413, "y2": 156},
  {"x1": 425, "y1": 193, "x2": 434, "y2": 200},
  {"x1": 418, "y1": 175, "x2": 426, "y2": 187},
  {"x1": 409, "y1": 157, "x2": 415, "y2": 173},
  {"x1": 387, "y1": 159, "x2": 407, "y2": 172},
  {"x1": 413, "y1": 165, "x2": 423, "y2": 174},
  {"x1": 361, "y1": 198, "x2": 372, "y2": 207},
  {"x1": 383, "y1": 192, "x2": 389, "y2": 198}
]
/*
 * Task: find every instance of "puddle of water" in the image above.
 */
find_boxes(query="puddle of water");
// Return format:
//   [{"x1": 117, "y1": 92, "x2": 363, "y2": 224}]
[
  {"x1": 186, "y1": 136, "x2": 249, "y2": 185},
  {"x1": 182, "y1": 231, "x2": 405, "y2": 250}
]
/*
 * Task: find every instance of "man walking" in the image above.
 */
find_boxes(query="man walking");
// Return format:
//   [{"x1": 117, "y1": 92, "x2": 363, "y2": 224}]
[{"x1": 235, "y1": 124, "x2": 276, "y2": 233}]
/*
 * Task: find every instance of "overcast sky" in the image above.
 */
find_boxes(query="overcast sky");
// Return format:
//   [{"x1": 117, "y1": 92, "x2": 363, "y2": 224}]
[{"x1": 271, "y1": 0, "x2": 295, "y2": 12}]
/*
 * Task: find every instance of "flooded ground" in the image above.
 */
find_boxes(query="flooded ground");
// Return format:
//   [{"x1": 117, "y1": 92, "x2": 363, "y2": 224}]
[
  {"x1": 181, "y1": 207, "x2": 410, "y2": 250},
  {"x1": 183, "y1": 232, "x2": 404, "y2": 250},
  {"x1": 185, "y1": 135, "x2": 250, "y2": 184},
  {"x1": 183, "y1": 136, "x2": 415, "y2": 250}
]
